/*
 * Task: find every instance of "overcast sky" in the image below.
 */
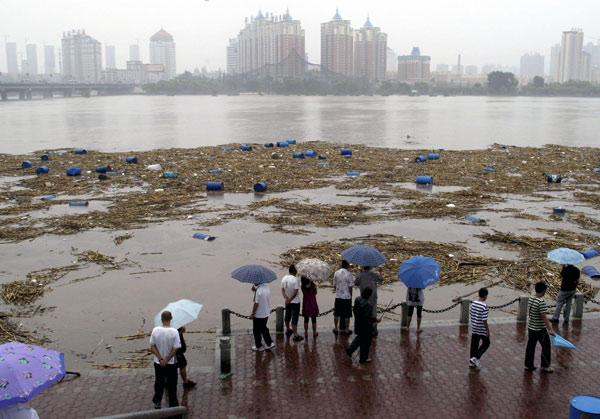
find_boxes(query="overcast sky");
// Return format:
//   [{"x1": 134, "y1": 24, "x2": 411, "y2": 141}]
[{"x1": 1, "y1": 0, "x2": 599, "y2": 74}]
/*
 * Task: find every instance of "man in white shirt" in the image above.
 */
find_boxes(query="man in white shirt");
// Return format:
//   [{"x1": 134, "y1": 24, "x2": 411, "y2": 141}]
[
  {"x1": 281, "y1": 265, "x2": 303, "y2": 341},
  {"x1": 150, "y1": 311, "x2": 181, "y2": 410},
  {"x1": 333, "y1": 260, "x2": 354, "y2": 335},
  {"x1": 250, "y1": 282, "x2": 275, "y2": 351}
]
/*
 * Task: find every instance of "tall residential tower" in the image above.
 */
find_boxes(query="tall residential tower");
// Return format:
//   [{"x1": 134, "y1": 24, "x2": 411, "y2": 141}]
[
  {"x1": 558, "y1": 29, "x2": 584, "y2": 83},
  {"x1": 150, "y1": 29, "x2": 176, "y2": 80},
  {"x1": 61, "y1": 30, "x2": 102, "y2": 81},
  {"x1": 321, "y1": 9, "x2": 354, "y2": 78},
  {"x1": 353, "y1": 17, "x2": 387, "y2": 81}
]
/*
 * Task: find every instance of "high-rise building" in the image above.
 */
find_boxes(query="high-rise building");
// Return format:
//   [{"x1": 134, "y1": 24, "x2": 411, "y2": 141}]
[
  {"x1": 353, "y1": 17, "x2": 387, "y2": 81},
  {"x1": 44, "y1": 45, "x2": 56, "y2": 74},
  {"x1": 582, "y1": 52, "x2": 592, "y2": 82},
  {"x1": 26, "y1": 44, "x2": 38, "y2": 75},
  {"x1": 397, "y1": 47, "x2": 430, "y2": 83},
  {"x1": 5, "y1": 42, "x2": 18, "y2": 74},
  {"x1": 61, "y1": 30, "x2": 102, "y2": 81},
  {"x1": 436, "y1": 64, "x2": 449, "y2": 72},
  {"x1": 105, "y1": 45, "x2": 116, "y2": 69},
  {"x1": 226, "y1": 38, "x2": 239, "y2": 75},
  {"x1": 549, "y1": 44, "x2": 561, "y2": 82},
  {"x1": 129, "y1": 44, "x2": 140, "y2": 61},
  {"x1": 520, "y1": 53, "x2": 544, "y2": 78},
  {"x1": 386, "y1": 47, "x2": 397, "y2": 73},
  {"x1": 150, "y1": 29, "x2": 176, "y2": 80},
  {"x1": 237, "y1": 10, "x2": 306, "y2": 78},
  {"x1": 558, "y1": 29, "x2": 584, "y2": 83},
  {"x1": 321, "y1": 9, "x2": 354, "y2": 77},
  {"x1": 583, "y1": 42, "x2": 600, "y2": 67}
]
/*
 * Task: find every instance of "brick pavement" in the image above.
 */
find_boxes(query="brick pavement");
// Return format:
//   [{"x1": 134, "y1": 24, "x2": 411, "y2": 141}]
[{"x1": 29, "y1": 318, "x2": 600, "y2": 419}]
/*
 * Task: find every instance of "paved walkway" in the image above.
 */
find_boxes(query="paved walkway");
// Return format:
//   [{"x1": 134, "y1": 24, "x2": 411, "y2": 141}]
[{"x1": 30, "y1": 318, "x2": 600, "y2": 418}]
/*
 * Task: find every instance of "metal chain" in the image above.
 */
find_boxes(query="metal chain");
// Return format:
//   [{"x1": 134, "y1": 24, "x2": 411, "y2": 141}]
[
  {"x1": 589, "y1": 299, "x2": 600, "y2": 305},
  {"x1": 228, "y1": 310, "x2": 252, "y2": 320},
  {"x1": 488, "y1": 298, "x2": 520, "y2": 310},
  {"x1": 378, "y1": 302, "x2": 403, "y2": 314},
  {"x1": 423, "y1": 301, "x2": 461, "y2": 314},
  {"x1": 317, "y1": 308, "x2": 334, "y2": 318}
]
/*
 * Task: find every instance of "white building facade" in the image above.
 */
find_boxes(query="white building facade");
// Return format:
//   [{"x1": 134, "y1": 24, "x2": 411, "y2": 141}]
[
  {"x1": 353, "y1": 18, "x2": 387, "y2": 81},
  {"x1": 61, "y1": 30, "x2": 102, "y2": 82},
  {"x1": 149, "y1": 29, "x2": 176, "y2": 80}
]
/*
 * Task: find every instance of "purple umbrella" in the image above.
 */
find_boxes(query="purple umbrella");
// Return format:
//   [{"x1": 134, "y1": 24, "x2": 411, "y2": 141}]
[{"x1": 0, "y1": 342, "x2": 66, "y2": 407}]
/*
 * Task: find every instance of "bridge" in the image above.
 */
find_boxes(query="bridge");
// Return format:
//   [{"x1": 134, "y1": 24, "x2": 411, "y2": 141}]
[{"x1": 0, "y1": 82, "x2": 135, "y2": 101}]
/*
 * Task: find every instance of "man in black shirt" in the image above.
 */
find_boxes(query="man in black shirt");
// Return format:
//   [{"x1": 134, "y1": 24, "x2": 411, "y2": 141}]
[
  {"x1": 550, "y1": 264, "x2": 580, "y2": 323},
  {"x1": 346, "y1": 287, "x2": 381, "y2": 363}
]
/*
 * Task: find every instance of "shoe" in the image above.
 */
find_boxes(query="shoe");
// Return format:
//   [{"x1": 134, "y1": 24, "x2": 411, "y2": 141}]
[
  {"x1": 286, "y1": 329, "x2": 294, "y2": 337},
  {"x1": 524, "y1": 366, "x2": 537, "y2": 371},
  {"x1": 313, "y1": 332, "x2": 319, "y2": 338},
  {"x1": 359, "y1": 358, "x2": 373, "y2": 363},
  {"x1": 252, "y1": 345, "x2": 264, "y2": 352},
  {"x1": 549, "y1": 318, "x2": 559, "y2": 323},
  {"x1": 293, "y1": 335, "x2": 304, "y2": 342},
  {"x1": 469, "y1": 357, "x2": 477, "y2": 368},
  {"x1": 183, "y1": 380, "x2": 196, "y2": 389},
  {"x1": 265, "y1": 342, "x2": 276, "y2": 350},
  {"x1": 541, "y1": 367, "x2": 554, "y2": 373},
  {"x1": 154, "y1": 402, "x2": 161, "y2": 409}
]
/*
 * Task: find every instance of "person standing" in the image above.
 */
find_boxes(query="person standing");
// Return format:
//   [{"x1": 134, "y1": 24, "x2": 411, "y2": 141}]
[
  {"x1": 333, "y1": 260, "x2": 354, "y2": 335},
  {"x1": 301, "y1": 276, "x2": 320, "y2": 338},
  {"x1": 402, "y1": 287, "x2": 424, "y2": 333},
  {"x1": 250, "y1": 283, "x2": 275, "y2": 351},
  {"x1": 550, "y1": 264, "x2": 580, "y2": 324},
  {"x1": 177, "y1": 327, "x2": 196, "y2": 388},
  {"x1": 354, "y1": 266, "x2": 383, "y2": 336},
  {"x1": 346, "y1": 287, "x2": 381, "y2": 362},
  {"x1": 150, "y1": 311, "x2": 181, "y2": 410},
  {"x1": 469, "y1": 288, "x2": 490, "y2": 369},
  {"x1": 281, "y1": 265, "x2": 303, "y2": 341},
  {"x1": 525, "y1": 282, "x2": 555, "y2": 373}
]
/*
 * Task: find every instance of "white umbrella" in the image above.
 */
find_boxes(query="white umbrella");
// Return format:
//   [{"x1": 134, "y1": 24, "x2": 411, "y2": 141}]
[
  {"x1": 296, "y1": 258, "x2": 333, "y2": 282},
  {"x1": 154, "y1": 299, "x2": 203, "y2": 330}
]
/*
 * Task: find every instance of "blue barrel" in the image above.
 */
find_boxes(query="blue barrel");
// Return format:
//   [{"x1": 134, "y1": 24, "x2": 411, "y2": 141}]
[
  {"x1": 162, "y1": 171, "x2": 178, "y2": 178},
  {"x1": 341, "y1": 149, "x2": 352, "y2": 156},
  {"x1": 465, "y1": 216, "x2": 481, "y2": 223},
  {"x1": 253, "y1": 182, "x2": 267, "y2": 192},
  {"x1": 277, "y1": 141, "x2": 289, "y2": 147},
  {"x1": 106, "y1": 171, "x2": 119, "y2": 175},
  {"x1": 126, "y1": 156, "x2": 138, "y2": 164},
  {"x1": 416, "y1": 176, "x2": 433, "y2": 185},
  {"x1": 240, "y1": 144, "x2": 252, "y2": 151},
  {"x1": 96, "y1": 166, "x2": 110, "y2": 173},
  {"x1": 318, "y1": 163, "x2": 329, "y2": 166},
  {"x1": 75, "y1": 149, "x2": 87, "y2": 155},
  {"x1": 286, "y1": 139, "x2": 296, "y2": 145},
  {"x1": 347, "y1": 172, "x2": 360, "y2": 176},
  {"x1": 415, "y1": 156, "x2": 427, "y2": 163},
  {"x1": 193, "y1": 233, "x2": 215, "y2": 241},
  {"x1": 208, "y1": 169, "x2": 222, "y2": 174},
  {"x1": 36, "y1": 166, "x2": 49, "y2": 174},
  {"x1": 594, "y1": 168, "x2": 599, "y2": 173},
  {"x1": 570, "y1": 396, "x2": 600, "y2": 419},
  {"x1": 483, "y1": 167, "x2": 497, "y2": 173},
  {"x1": 66, "y1": 167, "x2": 81, "y2": 176},
  {"x1": 41, "y1": 154, "x2": 49, "y2": 161},
  {"x1": 207, "y1": 182, "x2": 224, "y2": 191},
  {"x1": 547, "y1": 174, "x2": 562, "y2": 183},
  {"x1": 428, "y1": 153, "x2": 440, "y2": 160},
  {"x1": 221, "y1": 147, "x2": 232, "y2": 151},
  {"x1": 69, "y1": 201, "x2": 89, "y2": 206},
  {"x1": 41, "y1": 195, "x2": 55, "y2": 201},
  {"x1": 264, "y1": 142, "x2": 274, "y2": 148},
  {"x1": 293, "y1": 152, "x2": 305, "y2": 159},
  {"x1": 22, "y1": 160, "x2": 32, "y2": 169},
  {"x1": 318, "y1": 155, "x2": 327, "y2": 160},
  {"x1": 305, "y1": 150, "x2": 317, "y2": 157},
  {"x1": 553, "y1": 207, "x2": 566, "y2": 214}
]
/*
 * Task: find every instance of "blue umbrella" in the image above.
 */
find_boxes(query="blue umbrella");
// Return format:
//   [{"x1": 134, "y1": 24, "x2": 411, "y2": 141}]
[
  {"x1": 231, "y1": 265, "x2": 277, "y2": 284},
  {"x1": 547, "y1": 248, "x2": 585, "y2": 265},
  {"x1": 341, "y1": 245, "x2": 386, "y2": 267},
  {"x1": 552, "y1": 333, "x2": 578, "y2": 351},
  {"x1": 398, "y1": 256, "x2": 441, "y2": 288},
  {"x1": 154, "y1": 299, "x2": 203, "y2": 330}
]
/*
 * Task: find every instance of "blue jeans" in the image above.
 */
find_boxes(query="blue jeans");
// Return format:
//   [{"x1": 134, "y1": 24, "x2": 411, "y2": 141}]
[{"x1": 552, "y1": 290, "x2": 576, "y2": 321}]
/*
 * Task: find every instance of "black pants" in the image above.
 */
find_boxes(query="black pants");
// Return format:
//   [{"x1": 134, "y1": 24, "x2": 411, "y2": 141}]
[
  {"x1": 525, "y1": 328, "x2": 551, "y2": 369},
  {"x1": 470, "y1": 334, "x2": 490, "y2": 360},
  {"x1": 152, "y1": 363, "x2": 179, "y2": 407},
  {"x1": 347, "y1": 332, "x2": 372, "y2": 362},
  {"x1": 407, "y1": 305, "x2": 423, "y2": 318},
  {"x1": 253, "y1": 317, "x2": 273, "y2": 348}
]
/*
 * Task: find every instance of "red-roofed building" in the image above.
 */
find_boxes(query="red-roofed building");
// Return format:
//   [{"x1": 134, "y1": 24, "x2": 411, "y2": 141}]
[{"x1": 150, "y1": 28, "x2": 176, "y2": 80}]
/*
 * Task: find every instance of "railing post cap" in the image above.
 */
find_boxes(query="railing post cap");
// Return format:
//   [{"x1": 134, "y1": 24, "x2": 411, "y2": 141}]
[{"x1": 220, "y1": 336, "x2": 231, "y2": 342}]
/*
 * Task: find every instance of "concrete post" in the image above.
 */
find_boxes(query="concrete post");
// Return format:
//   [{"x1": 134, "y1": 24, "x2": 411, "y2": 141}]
[
  {"x1": 517, "y1": 296, "x2": 529, "y2": 322},
  {"x1": 275, "y1": 305, "x2": 284, "y2": 333},
  {"x1": 573, "y1": 293, "x2": 584, "y2": 319},
  {"x1": 221, "y1": 307, "x2": 231, "y2": 336},
  {"x1": 219, "y1": 337, "x2": 231, "y2": 374},
  {"x1": 400, "y1": 302, "x2": 408, "y2": 328},
  {"x1": 460, "y1": 298, "x2": 471, "y2": 324}
]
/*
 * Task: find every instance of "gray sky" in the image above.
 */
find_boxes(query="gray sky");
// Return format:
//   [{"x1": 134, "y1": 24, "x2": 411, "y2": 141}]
[{"x1": 1, "y1": 0, "x2": 599, "y2": 74}]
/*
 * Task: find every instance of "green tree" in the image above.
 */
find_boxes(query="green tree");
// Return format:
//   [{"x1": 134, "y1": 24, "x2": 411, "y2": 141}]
[
  {"x1": 533, "y1": 76, "x2": 545, "y2": 88},
  {"x1": 487, "y1": 71, "x2": 518, "y2": 94}
]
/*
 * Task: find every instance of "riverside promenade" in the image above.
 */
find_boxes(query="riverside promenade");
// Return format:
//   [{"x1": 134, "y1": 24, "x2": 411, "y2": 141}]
[{"x1": 30, "y1": 317, "x2": 600, "y2": 419}]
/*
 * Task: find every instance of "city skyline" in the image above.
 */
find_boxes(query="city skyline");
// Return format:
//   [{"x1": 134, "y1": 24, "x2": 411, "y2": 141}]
[{"x1": 1, "y1": 0, "x2": 599, "y2": 75}]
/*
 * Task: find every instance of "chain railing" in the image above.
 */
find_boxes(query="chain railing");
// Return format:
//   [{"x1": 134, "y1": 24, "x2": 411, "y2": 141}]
[
  {"x1": 487, "y1": 298, "x2": 520, "y2": 310},
  {"x1": 422, "y1": 301, "x2": 461, "y2": 314}
]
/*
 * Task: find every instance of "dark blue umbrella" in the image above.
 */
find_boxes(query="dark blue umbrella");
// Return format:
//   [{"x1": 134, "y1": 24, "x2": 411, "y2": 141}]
[
  {"x1": 341, "y1": 245, "x2": 386, "y2": 267},
  {"x1": 231, "y1": 265, "x2": 277, "y2": 284},
  {"x1": 398, "y1": 256, "x2": 441, "y2": 288}
]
